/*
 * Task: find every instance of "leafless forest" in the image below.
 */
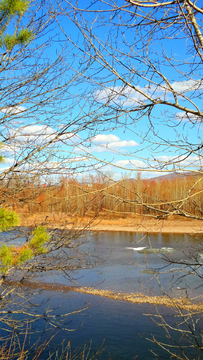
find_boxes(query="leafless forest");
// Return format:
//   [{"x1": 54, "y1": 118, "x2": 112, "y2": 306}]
[{"x1": 3, "y1": 172, "x2": 203, "y2": 219}]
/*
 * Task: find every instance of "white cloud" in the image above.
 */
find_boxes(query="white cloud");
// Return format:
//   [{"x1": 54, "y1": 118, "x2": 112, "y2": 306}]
[
  {"x1": 176, "y1": 112, "x2": 203, "y2": 123},
  {"x1": 1, "y1": 106, "x2": 26, "y2": 115},
  {"x1": 109, "y1": 140, "x2": 138, "y2": 148},
  {"x1": 3, "y1": 158, "x2": 14, "y2": 164},
  {"x1": 154, "y1": 155, "x2": 202, "y2": 169},
  {"x1": 114, "y1": 159, "x2": 147, "y2": 169},
  {"x1": 90, "y1": 140, "x2": 138, "y2": 153},
  {"x1": 6, "y1": 125, "x2": 52, "y2": 142},
  {"x1": 95, "y1": 86, "x2": 148, "y2": 105},
  {"x1": 92, "y1": 134, "x2": 120, "y2": 143},
  {"x1": 90, "y1": 133, "x2": 138, "y2": 152},
  {"x1": 22, "y1": 125, "x2": 53, "y2": 134},
  {"x1": 114, "y1": 155, "x2": 203, "y2": 172},
  {"x1": 2, "y1": 144, "x2": 18, "y2": 154},
  {"x1": 172, "y1": 80, "x2": 203, "y2": 93},
  {"x1": 65, "y1": 156, "x2": 89, "y2": 163},
  {"x1": 89, "y1": 145, "x2": 105, "y2": 153},
  {"x1": 95, "y1": 79, "x2": 203, "y2": 107},
  {"x1": 0, "y1": 157, "x2": 90, "y2": 176},
  {"x1": 156, "y1": 155, "x2": 172, "y2": 161},
  {"x1": 178, "y1": 156, "x2": 202, "y2": 168},
  {"x1": 6, "y1": 125, "x2": 79, "y2": 146}
]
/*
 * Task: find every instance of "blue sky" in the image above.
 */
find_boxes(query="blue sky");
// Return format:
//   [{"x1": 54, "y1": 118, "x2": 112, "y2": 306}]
[{"x1": 0, "y1": 0, "x2": 202, "y2": 181}]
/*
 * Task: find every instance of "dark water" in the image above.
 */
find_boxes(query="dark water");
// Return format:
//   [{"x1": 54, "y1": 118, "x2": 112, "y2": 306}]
[{"x1": 1, "y1": 230, "x2": 203, "y2": 359}]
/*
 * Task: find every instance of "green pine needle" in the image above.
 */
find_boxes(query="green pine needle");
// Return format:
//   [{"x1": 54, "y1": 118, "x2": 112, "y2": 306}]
[
  {"x1": 0, "y1": 0, "x2": 29, "y2": 17},
  {"x1": 29, "y1": 226, "x2": 50, "y2": 254},
  {"x1": 0, "y1": 208, "x2": 19, "y2": 231}
]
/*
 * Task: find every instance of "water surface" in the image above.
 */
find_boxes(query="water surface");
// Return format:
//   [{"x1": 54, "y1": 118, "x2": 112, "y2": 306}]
[{"x1": 1, "y1": 230, "x2": 203, "y2": 359}]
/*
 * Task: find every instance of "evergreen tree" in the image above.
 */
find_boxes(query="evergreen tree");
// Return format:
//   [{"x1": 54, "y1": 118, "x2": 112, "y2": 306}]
[{"x1": 0, "y1": 0, "x2": 33, "y2": 50}]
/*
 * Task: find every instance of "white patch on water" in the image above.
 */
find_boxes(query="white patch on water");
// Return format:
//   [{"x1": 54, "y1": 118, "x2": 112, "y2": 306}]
[
  {"x1": 126, "y1": 247, "x2": 147, "y2": 251},
  {"x1": 126, "y1": 246, "x2": 174, "y2": 253}
]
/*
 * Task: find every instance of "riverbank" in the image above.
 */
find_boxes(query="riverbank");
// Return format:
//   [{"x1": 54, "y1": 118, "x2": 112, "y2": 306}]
[{"x1": 19, "y1": 212, "x2": 203, "y2": 234}]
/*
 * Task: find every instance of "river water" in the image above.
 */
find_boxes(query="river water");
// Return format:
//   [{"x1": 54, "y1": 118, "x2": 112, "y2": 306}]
[{"x1": 1, "y1": 230, "x2": 203, "y2": 359}]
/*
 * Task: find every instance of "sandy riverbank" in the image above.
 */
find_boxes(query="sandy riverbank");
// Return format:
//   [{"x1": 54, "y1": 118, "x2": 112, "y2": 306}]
[{"x1": 19, "y1": 213, "x2": 203, "y2": 234}]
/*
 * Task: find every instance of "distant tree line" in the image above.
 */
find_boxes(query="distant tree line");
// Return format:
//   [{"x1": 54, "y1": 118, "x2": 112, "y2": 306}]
[{"x1": 2, "y1": 172, "x2": 203, "y2": 219}]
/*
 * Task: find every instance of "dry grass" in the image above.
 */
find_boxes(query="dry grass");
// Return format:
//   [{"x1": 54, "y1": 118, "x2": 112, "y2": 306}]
[{"x1": 73, "y1": 287, "x2": 203, "y2": 311}]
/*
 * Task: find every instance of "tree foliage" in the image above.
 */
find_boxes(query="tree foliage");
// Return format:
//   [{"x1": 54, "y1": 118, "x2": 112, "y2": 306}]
[
  {"x1": 0, "y1": 208, "x2": 19, "y2": 232},
  {"x1": 0, "y1": 226, "x2": 50, "y2": 274},
  {"x1": 0, "y1": 0, "x2": 32, "y2": 48}
]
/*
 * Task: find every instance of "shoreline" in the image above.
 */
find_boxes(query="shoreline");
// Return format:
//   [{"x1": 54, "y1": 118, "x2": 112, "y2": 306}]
[
  {"x1": 88, "y1": 223, "x2": 203, "y2": 234},
  {"x1": 19, "y1": 213, "x2": 203, "y2": 234}
]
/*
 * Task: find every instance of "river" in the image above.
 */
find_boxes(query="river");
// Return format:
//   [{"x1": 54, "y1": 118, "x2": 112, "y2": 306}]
[{"x1": 1, "y1": 230, "x2": 203, "y2": 359}]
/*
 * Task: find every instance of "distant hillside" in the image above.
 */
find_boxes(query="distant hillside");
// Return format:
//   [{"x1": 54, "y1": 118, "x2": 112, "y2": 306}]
[
  {"x1": 148, "y1": 172, "x2": 187, "y2": 182},
  {"x1": 148, "y1": 171, "x2": 201, "y2": 182}
]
